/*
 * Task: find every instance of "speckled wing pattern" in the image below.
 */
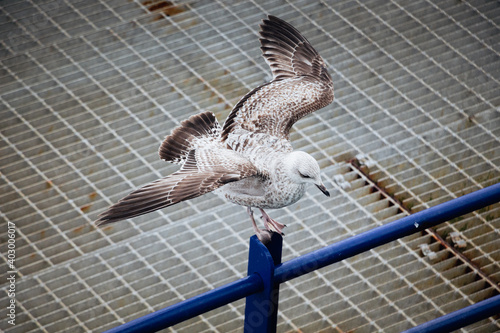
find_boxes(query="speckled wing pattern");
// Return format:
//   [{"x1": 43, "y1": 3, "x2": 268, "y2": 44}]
[
  {"x1": 96, "y1": 112, "x2": 258, "y2": 225},
  {"x1": 221, "y1": 15, "x2": 334, "y2": 142},
  {"x1": 95, "y1": 15, "x2": 334, "y2": 226}
]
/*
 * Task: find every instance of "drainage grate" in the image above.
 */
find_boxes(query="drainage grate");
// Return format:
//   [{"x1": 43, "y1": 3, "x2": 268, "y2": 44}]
[{"x1": 0, "y1": 0, "x2": 499, "y2": 332}]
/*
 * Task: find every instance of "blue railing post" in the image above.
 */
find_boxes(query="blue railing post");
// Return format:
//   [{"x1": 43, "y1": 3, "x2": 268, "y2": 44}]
[{"x1": 244, "y1": 233, "x2": 283, "y2": 333}]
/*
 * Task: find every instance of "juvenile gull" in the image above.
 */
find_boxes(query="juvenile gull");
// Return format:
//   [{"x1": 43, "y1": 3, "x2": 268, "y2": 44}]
[{"x1": 95, "y1": 15, "x2": 334, "y2": 243}]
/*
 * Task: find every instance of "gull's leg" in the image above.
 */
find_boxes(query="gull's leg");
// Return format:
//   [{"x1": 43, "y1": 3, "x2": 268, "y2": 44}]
[
  {"x1": 247, "y1": 207, "x2": 272, "y2": 244},
  {"x1": 259, "y1": 208, "x2": 286, "y2": 235}
]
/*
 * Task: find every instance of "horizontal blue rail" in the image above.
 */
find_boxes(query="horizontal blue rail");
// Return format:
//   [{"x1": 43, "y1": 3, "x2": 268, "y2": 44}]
[
  {"x1": 106, "y1": 183, "x2": 500, "y2": 333},
  {"x1": 402, "y1": 293, "x2": 500, "y2": 333},
  {"x1": 108, "y1": 274, "x2": 263, "y2": 332},
  {"x1": 274, "y1": 182, "x2": 500, "y2": 284}
]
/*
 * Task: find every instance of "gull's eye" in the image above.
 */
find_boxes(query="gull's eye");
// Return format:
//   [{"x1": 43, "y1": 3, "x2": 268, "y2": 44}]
[{"x1": 299, "y1": 171, "x2": 311, "y2": 179}]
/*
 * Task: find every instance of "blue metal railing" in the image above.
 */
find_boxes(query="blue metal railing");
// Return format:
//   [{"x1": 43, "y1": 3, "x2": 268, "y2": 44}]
[
  {"x1": 106, "y1": 183, "x2": 500, "y2": 333},
  {"x1": 402, "y1": 293, "x2": 500, "y2": 333}
]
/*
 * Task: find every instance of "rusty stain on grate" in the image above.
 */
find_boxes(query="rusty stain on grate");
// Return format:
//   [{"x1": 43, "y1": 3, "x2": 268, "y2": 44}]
[
  {"x1": 349, "y1": 157, "x2": 500, "y2": 295},
  {"x1": 141, "y1": 0, "x2": 188, "y2": 21}
]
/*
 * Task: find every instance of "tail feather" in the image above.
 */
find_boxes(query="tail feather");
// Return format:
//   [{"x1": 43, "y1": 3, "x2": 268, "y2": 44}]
[{"x1": 159, "y1": 111, "x2": 221, "y2": 164}]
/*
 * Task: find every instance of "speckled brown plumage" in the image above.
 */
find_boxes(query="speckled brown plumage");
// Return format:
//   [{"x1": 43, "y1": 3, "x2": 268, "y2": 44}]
[
  {"x1": 221, "y1": 15, "x2": 334, "y2": 142},
  {"x1": 95, "y1": 15, "x2": 334, "y2": 242},
  {"x1": 96, "y1": 112, "x2": 258, "y2": 225}
]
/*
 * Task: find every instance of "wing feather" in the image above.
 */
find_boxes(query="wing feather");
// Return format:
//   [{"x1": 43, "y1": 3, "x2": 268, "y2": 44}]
[
  {"x1": 221, "y1": 15, "x2": 334, "y2": 142},
  {"x1": 95, "y1": 150, "x2": 258, "y2": 225}
]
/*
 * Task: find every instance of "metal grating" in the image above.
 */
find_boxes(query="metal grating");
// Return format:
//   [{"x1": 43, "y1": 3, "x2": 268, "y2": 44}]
[{"x1": 0, "y1": 0, "x2": 499, "y2": 332}]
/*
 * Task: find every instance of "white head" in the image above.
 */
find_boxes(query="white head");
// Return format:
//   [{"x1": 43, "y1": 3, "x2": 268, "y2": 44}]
[{"x1": 283, "y1": 151, "x2": 330, "y2": 197}]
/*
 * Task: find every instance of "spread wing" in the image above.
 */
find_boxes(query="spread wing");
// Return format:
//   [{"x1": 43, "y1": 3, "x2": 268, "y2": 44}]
[
  {"x1": 95, "y1": 149, "x2": 258, "y2": 225},
  {"x1": 221, "y1": 15, "x2": 334, "y2": 142}
]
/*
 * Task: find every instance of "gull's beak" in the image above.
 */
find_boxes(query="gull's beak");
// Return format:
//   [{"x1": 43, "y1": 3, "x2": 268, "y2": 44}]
[{"x1": 316, "y1": 183, "x2": 330, "y2": 197}]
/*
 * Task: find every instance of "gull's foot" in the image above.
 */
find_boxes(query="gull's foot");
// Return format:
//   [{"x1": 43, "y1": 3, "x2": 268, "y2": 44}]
[
  {"x1": 247, "y1": 207, "x2": 274, "y2": 244},
  {"x1": 259, "y1": 208, "x2": 286, "y2": 235},
  {"x1": 255, "y1": 229, "x2": 273, "y2": 244}
]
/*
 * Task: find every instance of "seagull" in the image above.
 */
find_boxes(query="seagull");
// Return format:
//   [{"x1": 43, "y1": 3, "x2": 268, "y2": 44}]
[{"x1": 95, "y1": 15, "x2": 334, "y2": 243}]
